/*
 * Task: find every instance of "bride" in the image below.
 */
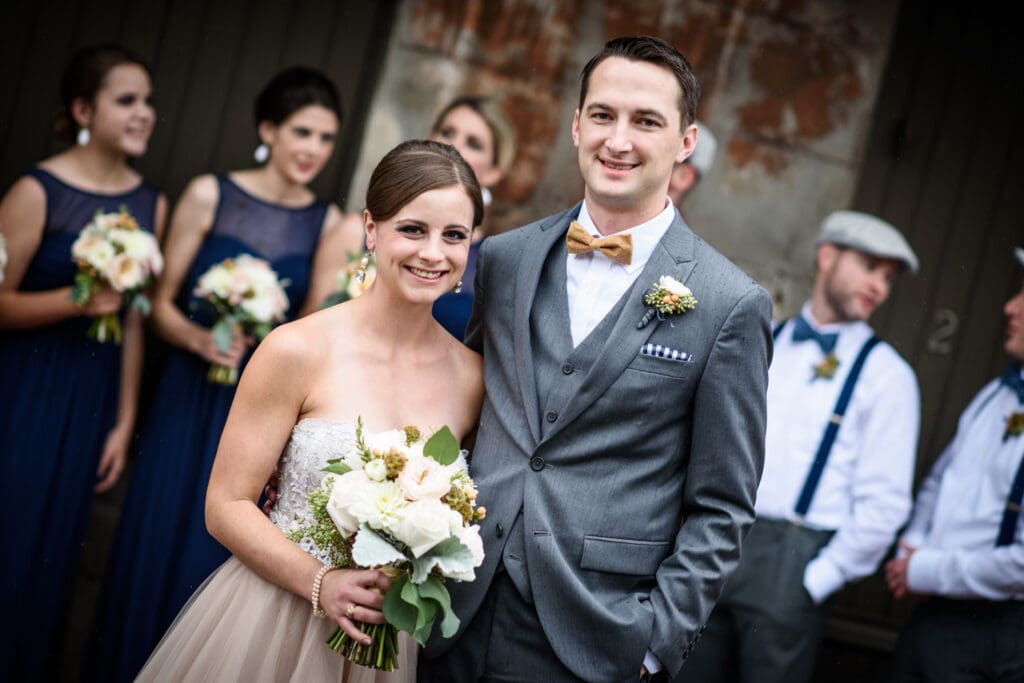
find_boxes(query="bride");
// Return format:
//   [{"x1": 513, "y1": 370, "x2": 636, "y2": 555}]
[{"x1": 136, "y1": 139, "x2": 484, "y2": 682}]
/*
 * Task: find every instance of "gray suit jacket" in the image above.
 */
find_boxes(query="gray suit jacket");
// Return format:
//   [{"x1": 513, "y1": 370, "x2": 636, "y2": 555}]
[{"x1": 435, "y1": 204, "x2": 772, "y2": 681}]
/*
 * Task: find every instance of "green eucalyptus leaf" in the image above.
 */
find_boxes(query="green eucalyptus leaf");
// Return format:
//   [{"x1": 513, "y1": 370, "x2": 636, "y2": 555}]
[
  {"x1": 321, "y1": 462, "x2": 352, "y2": 475},
  {"x1": 382, "y1": 575, "x2": 418, "y2": 634},
  {"x1": 423, "y1": 426, "x2": 459, "y2": 466},
  {"x1": 419, "y1": 574, "x2": 459, "y2": 638},
  {"x1": 211, "y1": 318, "x2": 235, "y2": 352}
]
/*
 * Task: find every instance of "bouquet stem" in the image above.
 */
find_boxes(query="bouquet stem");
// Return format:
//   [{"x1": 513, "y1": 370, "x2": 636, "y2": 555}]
[
  {"x1": 207, "y1": 363, "x2": 239, "y2": 385},
  {"x1": 87, "y1": 313, "x2": 123, "y2": 344},
  {"x1": 326, "y1": 622, "x2": 398, "y2": 672}
]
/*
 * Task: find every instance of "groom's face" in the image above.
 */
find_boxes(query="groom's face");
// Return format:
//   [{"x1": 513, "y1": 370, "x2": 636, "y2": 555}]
[{"x1": 572, "y1": 57, "x2": 695, "y2": 221}]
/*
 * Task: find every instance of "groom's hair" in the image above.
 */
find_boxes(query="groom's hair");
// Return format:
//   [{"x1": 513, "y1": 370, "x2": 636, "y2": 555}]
[
  {"x1": 366, "y1": 139, "x2": 484, "y2": 228},
  {"x1": 578, "y1": 35, "x2": 700, "y2": 130}
]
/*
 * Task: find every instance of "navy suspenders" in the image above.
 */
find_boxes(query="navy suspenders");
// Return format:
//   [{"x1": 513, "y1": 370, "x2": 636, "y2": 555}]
[
  {"x1": 998, "y1": 448, "x2": 1024, "y2": 546},
  {"x1": 773, "y1": 319, "x2": 882, "y2": 519}
]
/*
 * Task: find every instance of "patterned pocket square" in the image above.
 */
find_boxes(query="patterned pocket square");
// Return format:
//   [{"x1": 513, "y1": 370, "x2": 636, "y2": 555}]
[{"x1": 640, "y1": 342, "x2": 693, "y2": 363}]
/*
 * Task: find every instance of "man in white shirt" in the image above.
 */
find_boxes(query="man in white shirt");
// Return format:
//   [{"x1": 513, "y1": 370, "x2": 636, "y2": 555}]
[
  {"x1": 683, "y1": 210, "x2": 922, "y2": 683},
  {"x1": 885, "y1": 247, "x2": 1024, "y2": 682},
  {"x1": 667, "y1": 120, "x2": 716, "y2": 208},
  {"x1": 420, "y1": 36, "x2": 773, "y2": 683}
]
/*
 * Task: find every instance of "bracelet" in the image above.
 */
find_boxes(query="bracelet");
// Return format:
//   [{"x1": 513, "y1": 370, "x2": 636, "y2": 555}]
[{"x1": 311, "y1": 565, "x2": 331, "y2": 618}]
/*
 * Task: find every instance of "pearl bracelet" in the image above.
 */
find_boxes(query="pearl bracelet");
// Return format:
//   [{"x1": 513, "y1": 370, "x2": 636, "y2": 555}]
[{"x1": 311, "y1": 565, "x2": 331, "y2": 618}]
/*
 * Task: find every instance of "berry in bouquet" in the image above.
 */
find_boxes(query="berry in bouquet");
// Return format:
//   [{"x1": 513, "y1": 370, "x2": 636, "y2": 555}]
[
  {"x1": 193, "y1": 254, "x2": 289, "y2": 384},
  {"x1": 69, "y1": 206, "x2": 163, "y2": 343}
]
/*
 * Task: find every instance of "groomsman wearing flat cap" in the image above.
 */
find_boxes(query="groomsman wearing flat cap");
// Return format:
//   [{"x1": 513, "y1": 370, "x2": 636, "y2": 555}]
[
  {"x1": 885, "y1": 247, "x2": 1024, "y2": 683},
  {"x1": 683, "y1": 210, "x2": 922, "y2": 683}
]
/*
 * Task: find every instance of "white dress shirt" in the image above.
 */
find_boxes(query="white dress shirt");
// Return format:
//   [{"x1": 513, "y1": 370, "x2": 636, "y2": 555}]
[
  {"x1": 901, "y1": 371, "x2": 1024, "y2": 600},
  {"x1": 565, "y1": 198, "x2": 676, "y2": 675},
  {"x1": 566, "y1": 199, "x2": 675, "y2": 347},
  {"x1": 758, "y1": 303, "x2": 921, "y2": 603}
]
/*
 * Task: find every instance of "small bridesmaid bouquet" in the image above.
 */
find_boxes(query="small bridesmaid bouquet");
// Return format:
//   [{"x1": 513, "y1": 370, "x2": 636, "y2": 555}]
[
  {"x1": 70, "y1": 207, "x2": 163, "y2": 343},
  {"x1": 193, "y1": 254, "x2": 289, "y2": 385},
  {"x1": 320, "y1": 250, "x2": 375, "y2": 308}
]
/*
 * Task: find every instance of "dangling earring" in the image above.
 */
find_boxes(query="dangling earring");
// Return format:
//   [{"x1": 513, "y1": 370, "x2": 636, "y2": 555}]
[
  {"x1": 253, "y1": 143, "x2": 269, "y2": 164},
  {"x1": 76, "y1": 128, "x2": 90, "y2": 146},
  {"x1": 355, "y1": 251, "x2": 372, "y2": 283},
  {"x1": 454, "y1": 280, "x2": 463, "y2": 294}
]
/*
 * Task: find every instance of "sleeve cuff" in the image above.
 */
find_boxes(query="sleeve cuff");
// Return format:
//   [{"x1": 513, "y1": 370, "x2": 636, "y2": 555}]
[
  {"x1": 803, "y1": 556, "x2": 845, "y2": 604},
  {"x1": 643, "y1": 650, "x2": 662, "y2": 674},
  {"x1": 906, "y1": 548, "x2": 942, "y2": 594}
]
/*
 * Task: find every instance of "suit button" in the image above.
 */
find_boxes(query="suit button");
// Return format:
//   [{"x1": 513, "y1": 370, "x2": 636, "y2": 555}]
[
  {"x1": 561, "y1": 363, "x2": 574, "y2": 375},
  {"x1": 530, "y1": 456, "x2": 545, "y2": 471},
  {"x1": 495, "y1": 523, "x2": 504, "y2": 538},
  {"x1": 546, "y1": 411, "x2": 558, "y2": 422}
]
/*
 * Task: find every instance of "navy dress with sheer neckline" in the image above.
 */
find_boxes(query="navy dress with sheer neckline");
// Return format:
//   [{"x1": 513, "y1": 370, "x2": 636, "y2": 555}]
[
  {"x1": 0, "y1": 167, "x2": 160, "y2": 682},
  {"x1": 87, "y1": 173, "x2": 327, "y2": 683}
]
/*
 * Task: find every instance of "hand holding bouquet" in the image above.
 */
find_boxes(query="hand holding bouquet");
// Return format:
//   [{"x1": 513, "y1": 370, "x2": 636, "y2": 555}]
[
  {"x1": 193, "y1": 254, "x2": 289, "y2": 384},
  {"x1": 295, "y1": 420, "x2": 485, "y2": 671},
  {"x1": 70, "y1": 207, "x2": 163, "y2": 343},
  {"x1": 320, "y1": 250, "x2": 375, "y2": 309}
]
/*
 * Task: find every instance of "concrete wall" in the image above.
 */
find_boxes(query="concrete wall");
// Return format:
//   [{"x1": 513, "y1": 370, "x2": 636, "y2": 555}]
[{"x1": 346, "y1": 0, "x2": 901, "y2": 318}]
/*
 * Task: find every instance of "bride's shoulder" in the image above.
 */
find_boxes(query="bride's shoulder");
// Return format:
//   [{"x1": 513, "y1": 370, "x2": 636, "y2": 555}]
[{"x1": 250, "y1": 314, "x2": 330, "y2": 374}]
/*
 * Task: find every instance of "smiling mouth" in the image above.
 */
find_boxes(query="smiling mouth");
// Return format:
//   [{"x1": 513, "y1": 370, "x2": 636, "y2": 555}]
[
  {"x1": 600, "y1": 159, "x2": 638, "y2": 171},
  {"x1": 408, "y1": 267, "x2": 445, "y2": 281}
]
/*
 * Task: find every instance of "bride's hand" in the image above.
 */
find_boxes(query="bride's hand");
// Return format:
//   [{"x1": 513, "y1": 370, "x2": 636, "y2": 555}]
[{"x1": 320, "y1": 568, "x2": 393, "y2": 644}]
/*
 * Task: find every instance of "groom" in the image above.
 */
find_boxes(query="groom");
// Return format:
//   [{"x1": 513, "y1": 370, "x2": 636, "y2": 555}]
[{"x1": 420, "y1": 36, "x2": 772, "y2": 682}]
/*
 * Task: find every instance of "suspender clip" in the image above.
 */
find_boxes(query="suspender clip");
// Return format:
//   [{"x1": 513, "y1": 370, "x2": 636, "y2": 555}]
[{"x1": 829, "y1": 413, "x2": 843, "y2": 425}]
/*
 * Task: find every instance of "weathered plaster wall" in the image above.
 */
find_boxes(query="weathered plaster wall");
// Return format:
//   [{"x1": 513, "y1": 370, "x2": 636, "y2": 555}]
[{"x1": 347, "y1": 0, "x2": 901, "y2": 317}]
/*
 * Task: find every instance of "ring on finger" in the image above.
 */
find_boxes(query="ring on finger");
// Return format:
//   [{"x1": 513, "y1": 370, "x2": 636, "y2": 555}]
[{"x1": 345, "y1": 603, "x2": 356, "y2": 619}]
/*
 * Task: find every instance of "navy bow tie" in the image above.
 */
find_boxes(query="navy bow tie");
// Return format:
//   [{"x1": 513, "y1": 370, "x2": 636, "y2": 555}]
[
  {"x1": 1001, "y1": 365, "x2": 1024, "y2": 404},
  {"x1": 791, "y1": 315, "x2": 839, "y2": 355}
]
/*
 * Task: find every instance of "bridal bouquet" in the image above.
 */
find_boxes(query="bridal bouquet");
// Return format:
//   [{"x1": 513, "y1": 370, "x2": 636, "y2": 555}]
[
  {"x1": 69, "y1": 207, "x2": 163, "y2": 343},
  {"x1": 193, "y1": 254, "x2": 289, "y2": 384},
  {"x1": 296, "y1": 420, "x2": 485, "y2": 671},
  {"x1": 320, "y1": 250, "x2": 375, "y2": 308}
]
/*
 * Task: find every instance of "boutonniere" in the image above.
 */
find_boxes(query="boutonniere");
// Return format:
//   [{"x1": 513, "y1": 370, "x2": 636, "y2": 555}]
[
  {"x1": 637, "y1": 276, "x2": 697, "y2": 329},
  {"x1": 811, "y1": 354, "x2": 840, "y2": 381},
  {"x1": 1005, "y1": 412, "x2": 1024, "y2": 442}
]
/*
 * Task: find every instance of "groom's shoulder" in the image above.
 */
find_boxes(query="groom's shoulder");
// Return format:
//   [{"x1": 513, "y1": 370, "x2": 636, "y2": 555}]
[
  {"x1": 483, "y1": 205, "x2": 576, "y2": 254},
  {"x1": 689, "y1": 230, "x2": 767, "y2": 303}
]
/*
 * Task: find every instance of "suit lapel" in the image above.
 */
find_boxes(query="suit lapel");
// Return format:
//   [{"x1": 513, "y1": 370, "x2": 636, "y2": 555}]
[
  {"x1": 512, "y1": 204, "x2": 580, "y2": 445},
  {"x1": 541, "y1": 213, "x2": 698, "y2": 445}
]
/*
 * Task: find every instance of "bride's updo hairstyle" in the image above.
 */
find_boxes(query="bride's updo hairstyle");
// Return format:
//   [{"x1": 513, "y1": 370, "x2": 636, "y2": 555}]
[{"x1": 365, "y1": 139, "x2": 484, "y2": 228}]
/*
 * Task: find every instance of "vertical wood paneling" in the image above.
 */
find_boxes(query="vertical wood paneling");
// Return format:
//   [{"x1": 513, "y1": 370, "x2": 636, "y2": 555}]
[{"x1": 0, "y1": 3, "x2": 45, "y2": 161}]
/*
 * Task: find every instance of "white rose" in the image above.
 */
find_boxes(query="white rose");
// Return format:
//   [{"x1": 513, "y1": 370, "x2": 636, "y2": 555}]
[
  {"x1": 364, "y1": 458, "x2": 387, "y2": 482},
  {"x1": 457, "y1": 524, "x2": 485, "y2": 567},
  {"x1": 658, "y1": 275, "x2": 691, "y2": 297},
  {"x1": 240, "y1": 293, "x2": 277, "y2": 322},
  {"x1": 107, "y1": 253, "x2": 145, "y2": 291},
  {"x1": 325, "y1": 471, "x2": 370, "y2": 538},
  {"x1": 115, "y1": 230, "x2": 161, "y2": 274},
  {"x1": 84, "y1": 239, "x2": 117, "y2": 274},
  {"x1": 349, "y1": 479, "x2": 407, "y2": 535},
  {"x1": 397, "y1": 453, "x2": 452, "y2": 501},
  {"x1": 196, "y1": 265, "x2": 232, "y2": 299},
  {"x1": 396, "y1": 498, "x2": 460, "y2": 558}
]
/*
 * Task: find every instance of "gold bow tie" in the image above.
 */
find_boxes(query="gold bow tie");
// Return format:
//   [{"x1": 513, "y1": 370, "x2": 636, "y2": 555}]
[{"x1": 565, "y1": 220, "x2": 633, "y2": 266}]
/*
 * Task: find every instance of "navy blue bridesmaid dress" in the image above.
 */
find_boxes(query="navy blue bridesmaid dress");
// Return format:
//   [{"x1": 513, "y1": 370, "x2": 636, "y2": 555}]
[
  {"x1": 87, "y1": 173, "x2": 326, "y2": 683},
  {"x1": 0, "y1": 168, "x2": 160, "y2": 682}
]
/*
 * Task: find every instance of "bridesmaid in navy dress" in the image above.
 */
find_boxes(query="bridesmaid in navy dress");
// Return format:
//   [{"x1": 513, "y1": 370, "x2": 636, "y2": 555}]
[
  {"x1": 88, "y1": 67, "x2": 361, "y2": 683},
  {"x1": 0, "y1": 45, "x2": 166, "y2": 682},
  {"x1": 429, "y1": 96, "x2": 516, "y2": 340}
]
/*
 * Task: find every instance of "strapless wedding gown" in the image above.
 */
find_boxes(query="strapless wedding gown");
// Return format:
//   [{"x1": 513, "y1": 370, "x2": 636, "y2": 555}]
[{"x1": 135, "y1": 419, "x2": 417, "y2": 682}]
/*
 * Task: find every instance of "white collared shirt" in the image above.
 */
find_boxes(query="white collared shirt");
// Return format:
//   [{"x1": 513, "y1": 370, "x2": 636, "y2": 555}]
[
  {"x1": 758, "y1": 302, "x2": 921, "y2": 603},
  {"x1": 565, "y1": 199, "x2": 676, "y2": 347},
  {"x1": 901, "y1": 371, "x2": 1024, "y2": 600}
]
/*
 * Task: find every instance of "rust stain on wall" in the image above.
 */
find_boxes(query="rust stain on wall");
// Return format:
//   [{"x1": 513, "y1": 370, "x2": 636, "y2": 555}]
[{"x1": 728, "y1": 137, "x2": 789, "y2": 174}]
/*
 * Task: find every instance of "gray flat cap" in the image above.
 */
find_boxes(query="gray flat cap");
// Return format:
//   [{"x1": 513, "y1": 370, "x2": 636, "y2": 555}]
[
  {"x1": 687, "y1": 121, "x2": 717, "y2": 178},
  {"x1": 1015, "y1": 247, "x2": 1024, "y2": 269},
  {"x1": 816, "y1": 210, "x2": 919, "y2": 274}
]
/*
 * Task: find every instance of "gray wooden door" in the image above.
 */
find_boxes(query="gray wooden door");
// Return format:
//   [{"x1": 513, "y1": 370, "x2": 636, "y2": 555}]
[
  {"x1": 0, "y1": 0, "x2": 397, "y2": 207},
  {"x1": 815, "y1": 0, "x2": 1023, "y2": 679}
]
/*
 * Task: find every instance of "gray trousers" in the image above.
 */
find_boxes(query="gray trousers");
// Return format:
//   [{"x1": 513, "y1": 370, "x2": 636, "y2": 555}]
[
  {"x1": 679, "y1": 517, "x2": 834, "y2": 683},
  {"x1": 418, "y1": 567, "x2": 586, "y2": 683},
  {"x1": 889, "y1": 598, "x2": 1024, "y2": 682}
]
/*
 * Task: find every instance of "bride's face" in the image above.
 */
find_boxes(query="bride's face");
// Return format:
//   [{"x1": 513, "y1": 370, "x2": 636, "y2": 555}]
[{"x1": 364, "y1": 185, "x2": 474, "y2": 305}]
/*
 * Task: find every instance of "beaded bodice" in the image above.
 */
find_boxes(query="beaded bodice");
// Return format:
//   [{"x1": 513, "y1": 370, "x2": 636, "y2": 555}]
[{"x1": 269, "y1": 419, "x2": 357, "y2": 565}]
